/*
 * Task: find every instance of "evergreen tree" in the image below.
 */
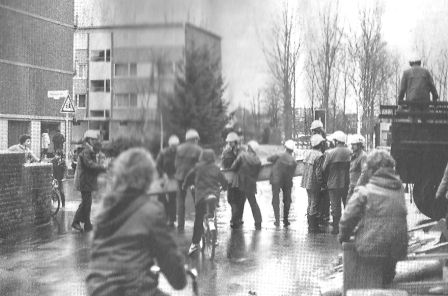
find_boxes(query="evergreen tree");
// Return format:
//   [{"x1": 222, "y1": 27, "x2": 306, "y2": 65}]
[{"x1": 166, "y1": 46, "x2": 228, "y2": 148}]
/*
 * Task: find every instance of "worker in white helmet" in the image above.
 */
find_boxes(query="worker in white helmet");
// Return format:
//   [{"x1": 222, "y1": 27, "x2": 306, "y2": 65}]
[
  {"x1": 230, "y1": 140, "x2": 262, "y2": 230},
  {"x1": 221, "y1": 131, "x2": 245, "y2": 228},
  {"x1": 156, "y1": 135, "x2": 180, "y2": 227},
  {"x1": 322, "y1": 130, "x2": 351, "y2": 234},
  {"x1": 310, "y1": 119, "x2": 330, "y2": 226},
  {"x1": 267, "y1": 139, "x2": 298, "y2": 227},
  {"x1": 347, "y1": 134, "x2": 367, "y2": 202},
  {"x1": 174, "y1": 129, "x2": 202, "y2": 232},
  {"x1": 301, "y1": 134, "x2": 326, "y2": 232}
]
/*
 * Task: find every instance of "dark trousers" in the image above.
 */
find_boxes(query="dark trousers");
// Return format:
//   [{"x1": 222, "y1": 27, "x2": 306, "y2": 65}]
[
  {"x1": 328, "y1": 188, "x2": 348, "y2": 220},
  {"x1": 317, "y1": 190, "x2": 330, "y2": 221},
  {"x1": 244, "y1": 192, "x2": 262, "y2": 225},
  {"x1": 228, "y1": 188, "x2": 245, "y2": 226},
  {"x1": 176, "y1": 181, "x2": 190, "y2": 230},
  {"x1": 306, "y1": 190, "x2": 320, "y2": 217},
  {"x1": 192, "y1": 199, "x2": 216, "y2": 244},
  {"x1": 361, "y1": 257, "x2": 397, "y2": 286},
  {"x1": 272, "y1": 184, "x2": 292, "y2": 222},
  {"x1": 73, "y1": 191, "x2": 92, "y2": 226},
  {"x1": 158, "y1": 192, "x2": 177, "y2": 223},
  {"x1": 57, "y1": 179, "x2": 65, "y2": 207}
]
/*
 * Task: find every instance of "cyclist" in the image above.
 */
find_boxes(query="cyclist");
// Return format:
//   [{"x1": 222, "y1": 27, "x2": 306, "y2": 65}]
[
  {"x1": 86, "y1": 148, "x2": 187, "y2": 296},
  {"x1": 183, "y1": 149, "x2": 228, "y2": 255}
]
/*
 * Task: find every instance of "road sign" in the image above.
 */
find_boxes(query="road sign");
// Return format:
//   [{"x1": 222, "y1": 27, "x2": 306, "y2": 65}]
[
  {"x1": 60, "y1": 94, "x2": 75, "y2": 113},
  {"x1": 48, "y1": 90, "x2": 69, "y2": 100}
]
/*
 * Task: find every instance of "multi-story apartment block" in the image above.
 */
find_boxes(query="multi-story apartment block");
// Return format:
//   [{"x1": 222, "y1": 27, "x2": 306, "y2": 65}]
[
  {"x1": 0, "y1": 1, "x2": 74, "y2": 156},
  {"x1": 72, "y1": 23, "x2": 221, "y2": 142}
]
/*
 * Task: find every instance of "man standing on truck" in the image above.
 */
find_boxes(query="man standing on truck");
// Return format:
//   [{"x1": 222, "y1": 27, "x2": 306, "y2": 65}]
[{"x1": 398, "y1": 54, "x2": 438, "y2": 109}]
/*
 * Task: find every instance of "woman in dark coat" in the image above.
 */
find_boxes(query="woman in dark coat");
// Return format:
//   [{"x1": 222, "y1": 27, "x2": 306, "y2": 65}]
[
  {"x1": 86, "y1": 147, "x2": 187, "y2": 296},
  {"x1": 339, "y1": 149, "x2": 408, "y2": 286}
]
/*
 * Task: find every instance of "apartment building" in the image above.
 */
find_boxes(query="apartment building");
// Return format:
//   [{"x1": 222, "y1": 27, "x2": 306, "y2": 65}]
[
  {"x1": 72, "y1": 23, "x2": 221, "y2": 142},
  {"x1": 0, "y1": 1, "x2": 74, "y2": 156}
]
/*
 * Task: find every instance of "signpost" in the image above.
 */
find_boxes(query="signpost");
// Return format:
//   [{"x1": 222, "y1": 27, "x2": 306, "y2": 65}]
[
  {"x1": 59, "y1": 94, "x2": 75, "y2": 164},
  {"x1": 48, "y1": 90, "x2": 69, "y2": 100}
]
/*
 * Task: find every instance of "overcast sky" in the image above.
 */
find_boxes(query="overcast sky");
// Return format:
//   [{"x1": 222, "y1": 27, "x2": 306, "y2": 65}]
[{"x1": 78, "y1": 0, "x2": 448, "y2": 111}]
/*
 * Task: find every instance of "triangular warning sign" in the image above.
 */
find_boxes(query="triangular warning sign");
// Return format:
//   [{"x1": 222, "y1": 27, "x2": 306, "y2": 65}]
[{"x1": 60, "y1": 94, "x2": 75, "y2": 113}]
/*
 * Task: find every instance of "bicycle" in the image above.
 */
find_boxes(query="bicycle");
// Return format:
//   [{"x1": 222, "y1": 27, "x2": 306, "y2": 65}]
[
  {"x1": 201, "y1": 194, "x2": 218, "y2": 261},
  {"x1": 49, "y1": 178, "x2": 61, "y2": 216}
]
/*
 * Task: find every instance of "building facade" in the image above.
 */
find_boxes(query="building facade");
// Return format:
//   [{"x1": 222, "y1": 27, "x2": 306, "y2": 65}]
[
  {"x1": 0, "y1": 1, "x2": 74, "y2": 157},
  {"x1": 72, "y1": 23, "x2": 221, "y2": 142}
]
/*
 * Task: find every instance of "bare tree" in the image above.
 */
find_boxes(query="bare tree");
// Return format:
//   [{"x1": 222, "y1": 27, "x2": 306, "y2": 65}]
[
  {"x1": 264, "y1": 2, "x2": 300, "y2": 139},
  {"x1": 249, "y1": 90, "x2": 262, "y2": 138},
  {"x1": 264, "y1": 83, "x2": 281, "y2": 129},
  {"x1": 307, "y1": 4, "x2": 344, "y2": 130},
  {"x1": 347, "y1": 5, "x2": 392, "y2": 146}
]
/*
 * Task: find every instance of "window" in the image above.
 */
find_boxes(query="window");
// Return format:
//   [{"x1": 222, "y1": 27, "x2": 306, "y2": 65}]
[
  {"x1": 76, "y1": 64, "x2": 87, "y2": 78},
  {"x1": 106, "y1": 49, "x2": 111, "y2": 62},
  {"x1": 90, "y1": 110, "x2": 104, "y2": 117},
  {"x1": 114, "y1": 94, "x2": 128, "y2": 108},
  {"x1": 90, "y1": 80, "x2": 104, "y2": 92},
  {"x1": 115, "y1": 64, "x2": 128, "y2": 76},
  {"x1": 91, "y1": 50, "x2": 105, "y2": 62},
  {"x1": 105, "y1": 79, "x2": 110, "y2": 92},
  {"x1": 130, "y1": 63, "x2": 137, "y2": 76},
  {"x1": 76, "y1": 94, "x2": 86, "y2": 108},
  {"x1": 130, "y1": 93, "x2": 137, "y2": 106}
]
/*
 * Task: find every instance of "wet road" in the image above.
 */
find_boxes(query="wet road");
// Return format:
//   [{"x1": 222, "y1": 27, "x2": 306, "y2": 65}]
[{"x1": 1, "y1": 174, "x2": 425, "y2": 296}]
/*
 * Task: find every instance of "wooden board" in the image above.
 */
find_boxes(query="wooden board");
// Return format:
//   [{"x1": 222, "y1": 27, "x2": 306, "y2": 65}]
[{"x1": 147, "y1": 160, "x2": 305, "y2": 195}]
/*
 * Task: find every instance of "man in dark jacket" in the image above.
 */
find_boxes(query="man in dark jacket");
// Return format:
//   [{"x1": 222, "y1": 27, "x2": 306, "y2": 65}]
[
  {"x1": 398, "y1": 55, "x2": 438, "y2": 106},
  {"x1": 322, "y1": 130, "x2": 351, "y2": 234},
  {"x1": 72, "y1": 130, "x2": 106, "y2": 232},
  {"x1": 52, "y1": 129, "x2": 65, "y2": 153},
  {"x1": 221, "y1": 131, "x2": 245, "y2": 229},
  {"x1": 87, "y1": 148, "x2": 186, "y2": 296},
  {"x1": 174, "y1": 129, "x2": 202, "y2": 232},
  {"x1": 52, "y1": 150, "x2": 66, "y2": 208},
  {"x1": 183, "y1": 149, "x2": 228, "y2": 254},
  {"x1": 156, "y1": 134, "x2": 179, "y2": 227},
  {"x1": 230, "y1": 141, "x2": 262, "y2": 230},
  {"x1": 267, "y1": 139, "x2": 297, "y2": 227},
  {"x1": 339, "y1": 149, "x2": 407, "y2": 286}
]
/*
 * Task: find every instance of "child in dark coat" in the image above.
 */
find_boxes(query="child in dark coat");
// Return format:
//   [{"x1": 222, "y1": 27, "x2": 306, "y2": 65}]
[{"x1": 183, "y1": 149, "x2": 227, "y2": 255}]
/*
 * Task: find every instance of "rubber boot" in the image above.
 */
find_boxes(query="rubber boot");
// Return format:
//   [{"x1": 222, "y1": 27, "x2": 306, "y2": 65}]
[
  {"x1": 331, "y1": 217, "x2": 340, "y2": 235},
  {"x1": 273, "y1": 204, "x2": 280, "y2": 227},
  {"x1": 308, "y1": 215, "x2": 321, "y2": 233},
  {"x1": 283, "y1": 204, "x2": 291, "y2": 227}
]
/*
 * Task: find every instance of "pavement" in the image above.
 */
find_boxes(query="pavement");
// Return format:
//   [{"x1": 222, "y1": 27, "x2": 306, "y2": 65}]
[{"x1": 0, "y1": 176, "x2": 427, "y2": 296}]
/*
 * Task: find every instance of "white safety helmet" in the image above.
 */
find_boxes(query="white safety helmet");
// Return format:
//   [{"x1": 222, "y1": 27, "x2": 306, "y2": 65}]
[
  {"x1": 284, "y1": 139, "x2": 296, "y2": 151},
  {"x1": 226, "y1": 132, "x2": 239, "y2": 142},
  {"x1": 332, "y1": 130, "x2": 347, "y2": 144},
  {"x1": 351, "y1": 134, "x2": 365, "y2": 146},
  {"x1": 185, "y1": 129, "x2": 200, "y2": 141},
  {"x1": 84, "y1": 129, "x2": 99, "y2": 140},
  {"x1": 168, "y1": 135, "x2": 180, "y2": 147},
  {"x1": 310, "y1": 134, "x2": 325, "y2": 148},
  {"x1": 409, "y1": 52, "x2": 421, "y2": 64},
  {"x1": 310, "y1": 120, "x2": 324, "y2": 131},
  {"x1": 247, "y1": 140, "x2": 259, "y2": 152}
]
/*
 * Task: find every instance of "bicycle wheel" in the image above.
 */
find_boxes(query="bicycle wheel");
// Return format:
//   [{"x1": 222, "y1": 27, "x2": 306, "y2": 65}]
[
  {"x1": 50, "y1": 189, "x2": 61, "y2": 216},
  {"x1": 202, "y1": 218, "x2": 217, "y2": 260}
]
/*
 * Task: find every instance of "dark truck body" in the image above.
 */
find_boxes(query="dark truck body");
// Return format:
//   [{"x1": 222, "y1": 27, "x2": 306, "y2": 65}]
[{"x1": 380, "y1": 102, "x2": 448, "y2": 219}]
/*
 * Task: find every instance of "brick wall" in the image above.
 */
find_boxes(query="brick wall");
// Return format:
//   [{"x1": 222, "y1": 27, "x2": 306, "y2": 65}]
[{"x1": 0, "y1": 152, "x2": 52, "y2": 236}]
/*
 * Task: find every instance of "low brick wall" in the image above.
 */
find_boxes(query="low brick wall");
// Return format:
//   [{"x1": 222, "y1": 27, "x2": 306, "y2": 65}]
[{"x1": 0, "y1": 152, "x2": 53, "y2": 236}]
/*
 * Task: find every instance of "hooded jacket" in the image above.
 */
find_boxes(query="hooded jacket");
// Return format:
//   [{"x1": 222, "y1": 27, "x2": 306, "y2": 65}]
[
  {"x1": 230, "y1": 151, "x2": 262, "y2": 195},
  {"x1": 183, "y1": 150, "x2": 228, "y2": 205},
  {"x1": 86, "y1": 191, "x2": 186, "y2": 296},
  {"x1": 339, "y1": 168, "x2": 408, "y2": 259},
  {"x1": 267, "y1": 151, "x2": 297, "y2": 188}
]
